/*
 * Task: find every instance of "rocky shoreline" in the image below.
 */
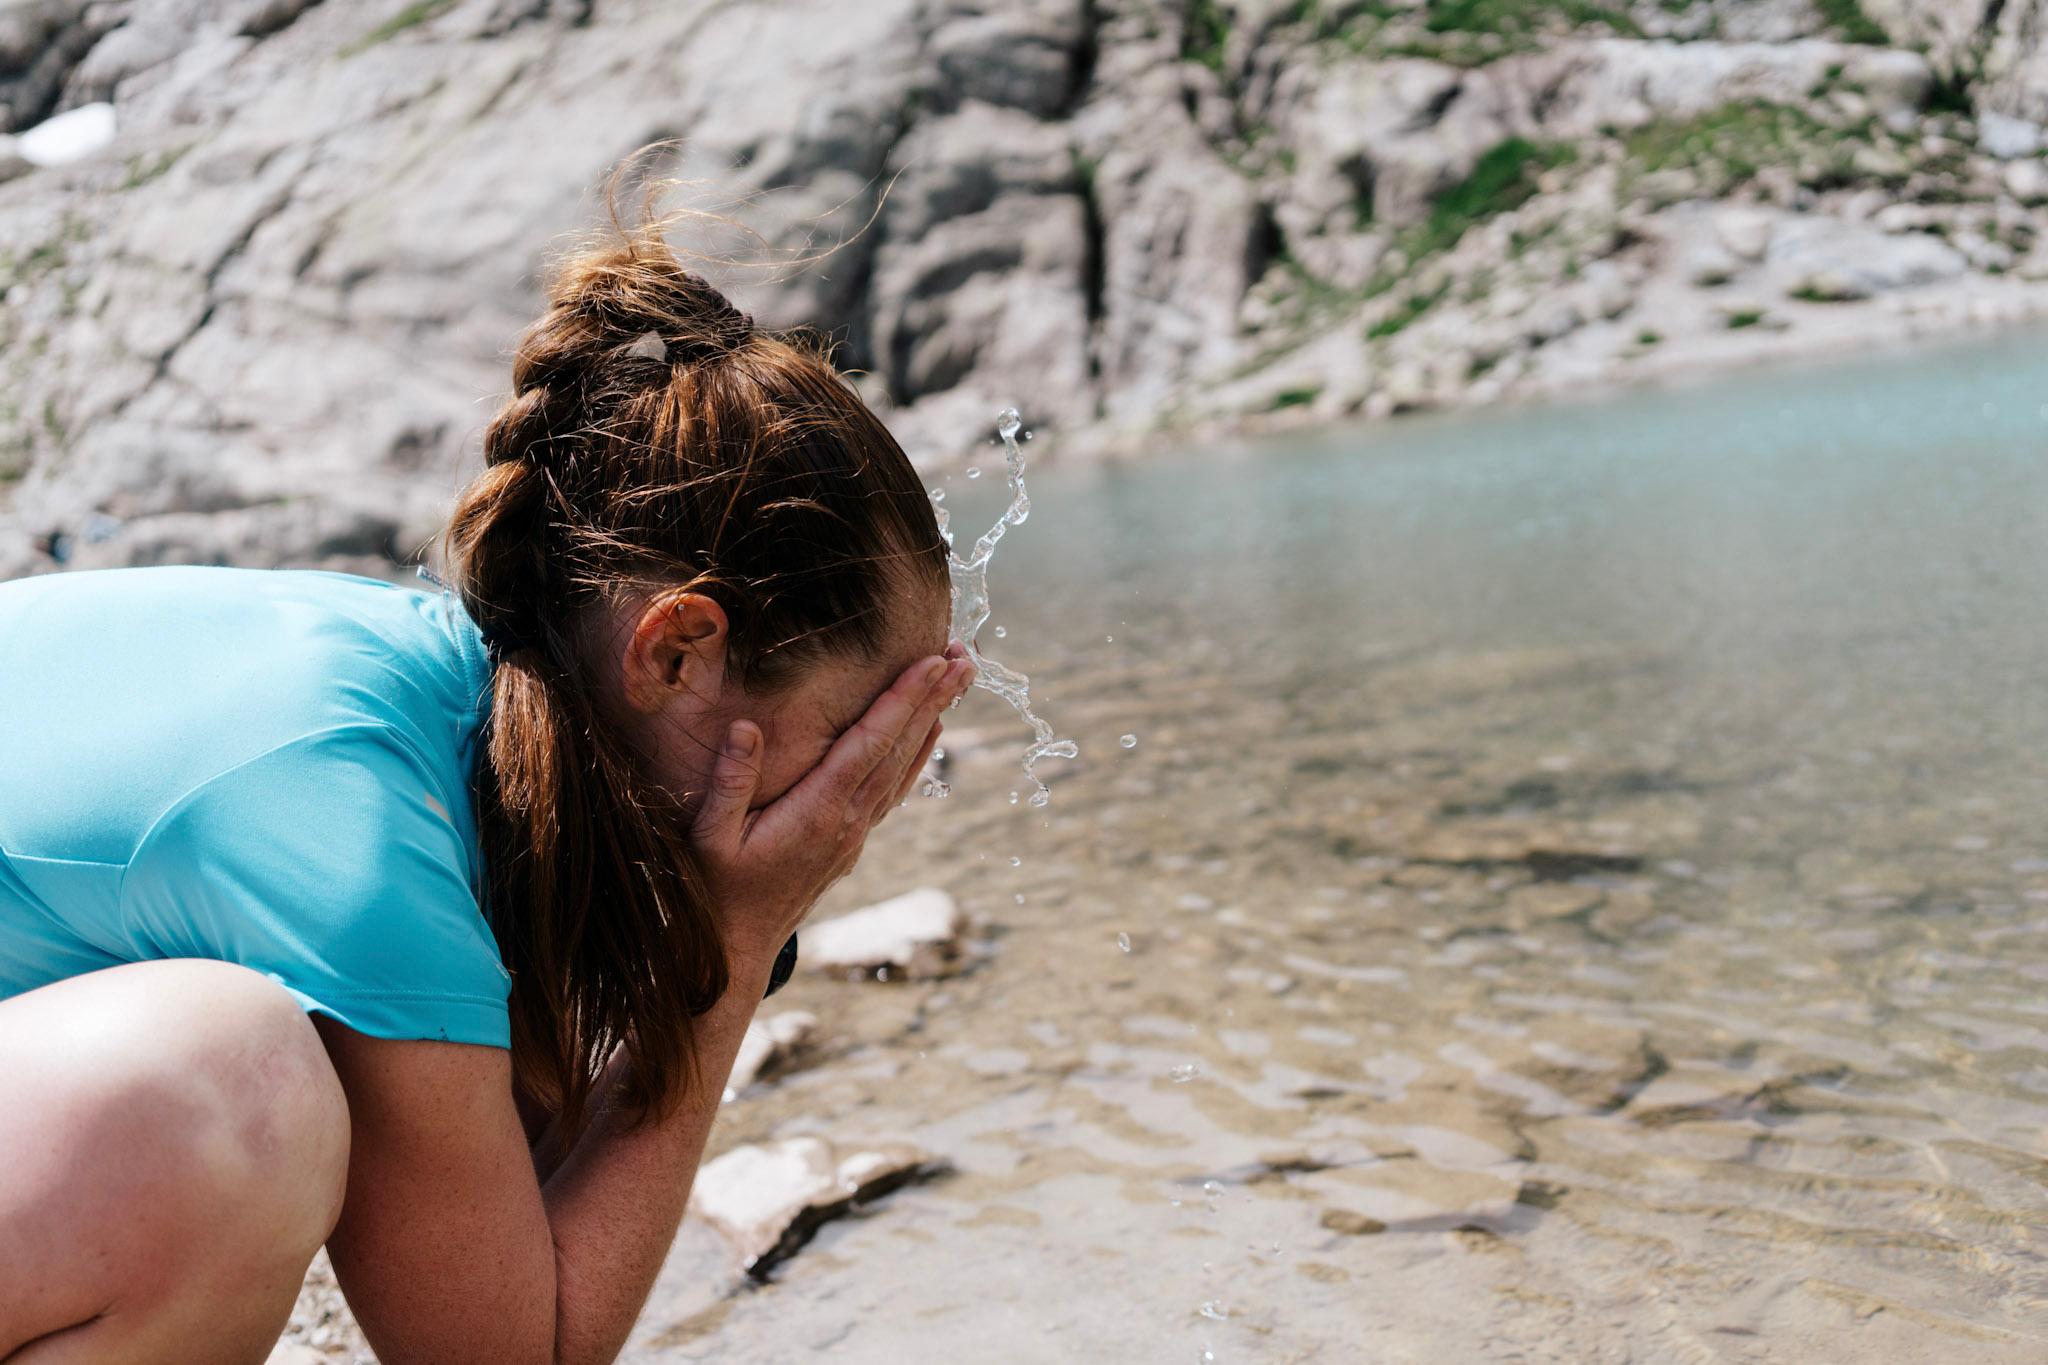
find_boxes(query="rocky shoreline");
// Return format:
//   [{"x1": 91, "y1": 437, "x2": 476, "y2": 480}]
[{"x1": 8, "y1": 0, "x2": 2048, "y2": 578}]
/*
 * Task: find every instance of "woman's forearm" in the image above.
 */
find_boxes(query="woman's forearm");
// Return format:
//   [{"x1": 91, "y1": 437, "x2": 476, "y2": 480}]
[{"x1": 535, "y1": 953, "x2": 773, "y2": 1365}]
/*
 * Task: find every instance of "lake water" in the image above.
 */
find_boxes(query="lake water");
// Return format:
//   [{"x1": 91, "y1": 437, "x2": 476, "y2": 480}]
[{"x1": 633, "y1": 332, "x2": 2048, "y2": 1362}]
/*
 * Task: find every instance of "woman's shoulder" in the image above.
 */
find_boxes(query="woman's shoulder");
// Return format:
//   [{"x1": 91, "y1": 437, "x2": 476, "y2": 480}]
[{"x1": 0, "y1": 564, "x2": 492, "y2": 858}]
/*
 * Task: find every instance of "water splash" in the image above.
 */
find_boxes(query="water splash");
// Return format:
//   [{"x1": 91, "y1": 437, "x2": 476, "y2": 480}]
[{"x1": 932, "y1": 406, "x2": 1079, "y2": 807}]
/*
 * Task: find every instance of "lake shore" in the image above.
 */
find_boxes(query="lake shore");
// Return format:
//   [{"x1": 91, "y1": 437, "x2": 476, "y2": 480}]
[{"x1": 1057, "y1": 271, "x2": 2048, "y2": 466}]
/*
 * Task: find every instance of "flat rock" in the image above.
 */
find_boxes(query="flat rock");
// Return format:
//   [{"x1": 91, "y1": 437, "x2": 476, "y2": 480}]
[
  {"x1": 725, "y1": 1009, "x2": 818, "y2": 1097},
  {"x1": 688, "y1": 1136, "x2": 950, "y2": 1278},
  {"x1": 805, "y1": 887, "x2": 966, "y2": 980}
]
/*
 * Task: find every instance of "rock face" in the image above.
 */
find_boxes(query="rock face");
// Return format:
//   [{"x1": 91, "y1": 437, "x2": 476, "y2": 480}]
[
  {"x1": 804, "y1": 886, "x2": 966, "y2": 980},
  {"x1": 5, "y1": 0, "x2": 2048, "y2": 577}
]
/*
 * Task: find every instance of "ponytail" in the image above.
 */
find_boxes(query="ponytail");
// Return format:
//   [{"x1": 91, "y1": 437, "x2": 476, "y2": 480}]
[{"x1": 439, "y1": 163, "x2": 946, "y2": 1140}]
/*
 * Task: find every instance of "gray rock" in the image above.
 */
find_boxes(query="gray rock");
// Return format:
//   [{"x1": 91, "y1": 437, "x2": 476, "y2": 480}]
[{"x1": 1765, "y1": 217, "x2": 1969, "y2": 294}]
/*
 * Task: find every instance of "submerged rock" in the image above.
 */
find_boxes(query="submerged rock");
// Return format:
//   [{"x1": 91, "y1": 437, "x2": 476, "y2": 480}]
[
  {"x1": 1319, "y1": 1208, "x2": 1387, "y2": 1236},
  {"x1": 805, "y1": 887, "x2": 967, "y2": 980},
  {"x1": 689, "y1": 1137, "x2": 950, "y2": 1278}
]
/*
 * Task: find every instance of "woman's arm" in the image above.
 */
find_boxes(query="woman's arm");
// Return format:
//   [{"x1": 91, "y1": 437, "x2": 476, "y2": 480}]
[
  {"x1": 317, "y1": 650, "x2": 969, "y2": 1364},
  {"x1": 314, "y1": 953, "x2": 772, "y2": 1365},
  {"x1": 534, "y1": 951, "x2": 773, "y2": 1362}
]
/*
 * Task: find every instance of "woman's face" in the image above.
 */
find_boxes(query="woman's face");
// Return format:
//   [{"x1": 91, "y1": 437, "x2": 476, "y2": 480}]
[
  {"x1": 602, "y1": 580, "x2": 955, "y2": 814},
  {"x1": 730, "y1": 607, "x2": 958, "y2": 809}
]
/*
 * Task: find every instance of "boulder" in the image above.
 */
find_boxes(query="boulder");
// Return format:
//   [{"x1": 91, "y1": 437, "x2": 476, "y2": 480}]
[
  {"x1": 688, "y1": 1137, "x2": 949, "y2": 1277},
  {"x1": 1765, "y1": 216, "x2": 1968, "y2": 295},
  {"x1": 805, "y1": 887, "x2": 967, "y2": 980}
]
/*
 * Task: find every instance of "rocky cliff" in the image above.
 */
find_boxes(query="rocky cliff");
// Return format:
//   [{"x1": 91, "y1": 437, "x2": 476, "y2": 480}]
[{"x1": 4, "y1": 0, "x2": 2048, "y2": 579}]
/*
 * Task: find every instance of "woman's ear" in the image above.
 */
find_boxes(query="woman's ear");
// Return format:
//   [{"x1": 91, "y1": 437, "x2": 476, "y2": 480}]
[{"x1": 620, "y1": 590, "x2": 730, "y2": 715}]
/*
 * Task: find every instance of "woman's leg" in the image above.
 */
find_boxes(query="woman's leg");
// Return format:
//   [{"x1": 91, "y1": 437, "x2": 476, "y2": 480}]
[{"x1": 0, "y1": 959, "x2": 351, "y2": 1365}]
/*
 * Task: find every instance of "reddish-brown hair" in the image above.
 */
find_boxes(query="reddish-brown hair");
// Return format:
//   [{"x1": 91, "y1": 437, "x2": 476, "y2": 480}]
[{"x1": 440, "y1": 174, "x2": 946, "y2": 1139}]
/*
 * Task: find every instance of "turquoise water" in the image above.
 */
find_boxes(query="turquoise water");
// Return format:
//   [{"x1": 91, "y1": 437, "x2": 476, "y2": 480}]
[{"x1": 649, "y1": 333, "x2": 2048, "y2": 1362}]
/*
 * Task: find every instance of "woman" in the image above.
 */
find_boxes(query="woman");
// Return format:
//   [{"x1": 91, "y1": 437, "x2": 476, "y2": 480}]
[{"x1": 0, "y1": 197, "x2": 973, "y2": 1363}]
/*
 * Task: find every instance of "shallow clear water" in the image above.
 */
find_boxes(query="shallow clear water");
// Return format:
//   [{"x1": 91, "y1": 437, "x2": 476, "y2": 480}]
[{"x1": 635, "y1": 332, "x2": 2048, "y2": 1362}]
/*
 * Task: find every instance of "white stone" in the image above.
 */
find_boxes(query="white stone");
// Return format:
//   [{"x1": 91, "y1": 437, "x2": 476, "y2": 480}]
[
  {"x1": 805, "y1": 887, "x2": 965, "y2": 979},
  {"x1": 725, "y1": 1010, "x2": 818, "y2": 1095},
  {"x1": 689, "y1": 1137, "x2": 944, "y2": 1274},
  {"x1": 1979, "y1": 111, "x2": 2045, "y2": 160},
  {"x1": 1713, "y1": 206, "x2": 1776, "y2": 262},
  {"x1": 2005, "y1": 158, "x2": 2048, "y2": 204},
  {"x1": 17, "y1": 102, "x2": 117, "y2": 167}
]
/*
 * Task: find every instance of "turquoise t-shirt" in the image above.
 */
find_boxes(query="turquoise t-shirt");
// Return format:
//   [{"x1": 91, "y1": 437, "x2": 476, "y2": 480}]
[{"x1": 0, "y1": 564, "x2": 512, "y2": 1047}]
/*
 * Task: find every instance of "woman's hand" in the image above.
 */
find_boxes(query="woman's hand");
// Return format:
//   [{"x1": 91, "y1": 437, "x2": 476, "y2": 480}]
[{"x1": 687, "y1": 645, "x2": 974, "y2": 973}]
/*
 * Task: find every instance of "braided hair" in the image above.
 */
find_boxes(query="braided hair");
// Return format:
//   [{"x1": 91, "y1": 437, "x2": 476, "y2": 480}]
[{"x1": 439, "y1": 190, "x2": 947, "y2": 1140}]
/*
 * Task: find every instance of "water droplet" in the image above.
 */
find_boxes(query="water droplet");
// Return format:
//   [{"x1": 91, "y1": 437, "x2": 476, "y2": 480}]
[
  {"x1": 1105, "y1": 634, "x2": 1114, "y2": 642},
  {"x1": 1009, "y1": 791, "x2": 1021, "y2": 805},
  {"x1": 1199, "y1": 1301, "x2": 1229, "y2": 1321},
  {"x1": 1027, "y1": 789, "x2": 1050, "y2": 808},
  {"x1": 1009, "y1": 856, "x2": 1022, "y2": 867},
  {"x1": 1022, "y1": 429, "x2": 1033, "y2": 440},
  {"x1": 877, "y1": 966, "x2": 890, "y2": 982},
  {"x1": 1169, "y1": 1062, "x2": 1201, "y2": 1083},
  {"x1": 966, "y1": 466, "x2": 982, "y2": 479},
  {"x1": 1117, "y1": 932, "x2": 1131, "y2": 952},
  {"x1": 932, "y1": 747, "x2": 946, "y2": 762},
  {"x1": 1120, "y1": 733, "x2": 1138, "y2": 749},
  {"x1": 929, "y1": 488, "x2": 946, "y2": 503},
  {"x1": 920, "y1": 776, "x2": 951, "y2": 798},
  {"x1": 1014, "y1": 893, "x2": 1026, "y2": 905},
  {"x1": 1202, "y1": 1180, "x2": 1222, "y2": 1197},
  {"x1": 993, "y1": 625, "x2": 1007, "y2": 638}
]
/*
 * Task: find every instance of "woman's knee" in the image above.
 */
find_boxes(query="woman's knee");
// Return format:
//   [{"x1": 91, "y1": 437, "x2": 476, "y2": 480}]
[
  {"x1": 168, "y1": 961, "x2": 352, "y2": 1246},
  {"x1": 0, "y1": 960, "x2": 352, "y2": 1305}
]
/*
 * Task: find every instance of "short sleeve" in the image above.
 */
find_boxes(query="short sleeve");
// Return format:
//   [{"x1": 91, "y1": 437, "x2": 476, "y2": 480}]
[{"x1": 120, "y1": 725, "x2": 512, "y2": 1047}]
